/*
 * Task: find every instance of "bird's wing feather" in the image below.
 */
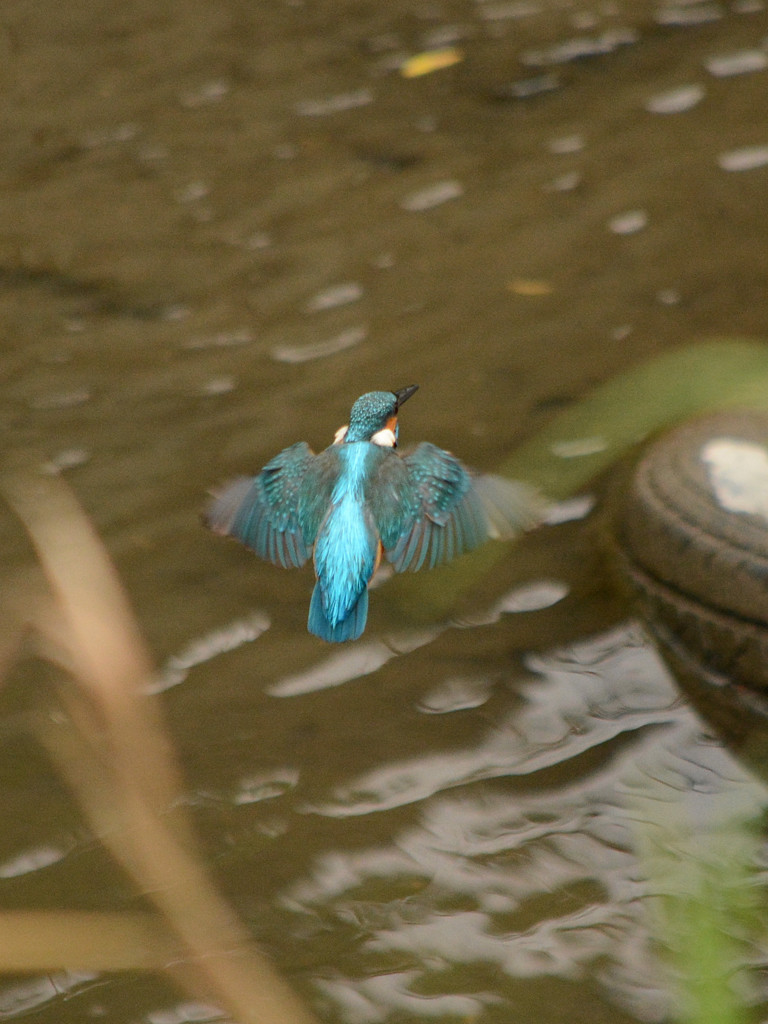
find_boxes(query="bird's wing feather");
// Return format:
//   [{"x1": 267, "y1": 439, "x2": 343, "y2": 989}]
[
  {"x1": 204, "y1": 441, "x2": 328, "y2": 569},
  {"x1": 296, "y1": 447, "x2": 343, "y2": 545},
  {"x1": 373, "y1": 442, "x2": 544, "y2": 573}
]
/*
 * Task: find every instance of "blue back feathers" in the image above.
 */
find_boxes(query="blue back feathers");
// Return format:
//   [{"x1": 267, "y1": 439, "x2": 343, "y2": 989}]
[{"x1": 310, "y1": 444, "x2": 381, "y2": 641}]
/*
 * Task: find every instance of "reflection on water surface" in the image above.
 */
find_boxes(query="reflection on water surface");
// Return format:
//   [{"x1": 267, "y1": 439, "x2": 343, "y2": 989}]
[{"x1": 278, "y1": 625, "x2": 768, "y2": 1022}]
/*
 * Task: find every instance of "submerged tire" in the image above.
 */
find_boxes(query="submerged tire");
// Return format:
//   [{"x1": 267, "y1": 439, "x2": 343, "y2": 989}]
[{"x1": 617, "y1": 411, "x2": 768, "y2": 695}]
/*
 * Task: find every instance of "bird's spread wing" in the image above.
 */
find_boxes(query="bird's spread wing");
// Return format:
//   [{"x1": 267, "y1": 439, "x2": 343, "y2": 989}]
[
  {"x1": 371, "y1": 442, "x2": 544, "y2": 573},
  {"x1": 204, "y1": 441, "x2": 337, "y2": 569}
]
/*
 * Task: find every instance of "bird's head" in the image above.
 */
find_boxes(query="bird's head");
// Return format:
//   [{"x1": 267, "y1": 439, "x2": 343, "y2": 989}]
[{"x1": 335, "y1": 385, "x2": 419, "y2": 446}]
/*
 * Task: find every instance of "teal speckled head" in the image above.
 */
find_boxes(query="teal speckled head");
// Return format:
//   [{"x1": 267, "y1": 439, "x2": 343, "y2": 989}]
[{"x1": 344, "y1": 385, "x2": 419, "y2": 443}]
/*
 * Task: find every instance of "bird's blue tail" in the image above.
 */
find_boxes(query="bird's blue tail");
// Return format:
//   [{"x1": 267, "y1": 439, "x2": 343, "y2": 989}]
[{"x1": 308, "y1": 583, "x2": 368, "y2": 643}]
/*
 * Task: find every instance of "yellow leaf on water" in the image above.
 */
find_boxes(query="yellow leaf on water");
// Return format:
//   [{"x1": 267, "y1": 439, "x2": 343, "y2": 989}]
[
  {"x1": 401, "y1": 48, "x2": 464, "y2": 78},
  {"x1": 507, "y1": 279, "x2": 554, "y2": 296}
]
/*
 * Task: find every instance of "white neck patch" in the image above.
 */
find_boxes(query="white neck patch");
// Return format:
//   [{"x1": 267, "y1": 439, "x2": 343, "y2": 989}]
[
  {"x1": 332, "y1": 424, "x2": 397, "y2": 447},
  {"x1": 371, "y1": 427, "x2": 397, "y2": 448}
]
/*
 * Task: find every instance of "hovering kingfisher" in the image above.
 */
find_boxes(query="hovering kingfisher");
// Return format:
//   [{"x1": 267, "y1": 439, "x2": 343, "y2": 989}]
[{"x1": 204, "y1": 386, "x2": 543, "y2": 642}]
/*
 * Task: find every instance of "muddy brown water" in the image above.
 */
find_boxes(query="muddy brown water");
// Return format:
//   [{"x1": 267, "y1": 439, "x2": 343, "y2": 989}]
[{"x1": 3, "y1": 1, "x2": 768, "y2": 1021}]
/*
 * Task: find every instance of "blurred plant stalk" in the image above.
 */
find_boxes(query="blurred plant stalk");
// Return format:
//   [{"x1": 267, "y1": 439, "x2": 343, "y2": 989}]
[
  {"x1": 0, "y1": 472, "x2": 318, "y2": 1024},
  {"x1": 634, "y1": 804, "x2": 763, "y2": 1024}
]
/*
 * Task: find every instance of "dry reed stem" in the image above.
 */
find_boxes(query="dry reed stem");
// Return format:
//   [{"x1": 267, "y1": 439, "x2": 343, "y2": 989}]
[
  {"x1": 0, "y1": 911, "x2": 180, "y2": 971},
  {"x1": 1, "y1": 472, "x2": 319, "y2": 1024}
]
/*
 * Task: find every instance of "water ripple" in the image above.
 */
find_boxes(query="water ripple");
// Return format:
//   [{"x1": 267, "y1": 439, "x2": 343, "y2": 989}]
[
  {"x1": 150, "y1": 612, "x2": 270, "y2": 693},
  {"x1": 282, "y1": 623, "x2": 768, "y2": 1023},
  {"x1": 0, "y1": 972, "x2": 100, "y2": 1018},
  {"x1": 0, "y1": 843, "x2": 73, "y2": 878},
  {"x1": 271, "y1": 326, "x2": 367, "y2": 364},
  {"x1": 269, "y1": 629, "x2": 440, "y2": 697},
  {"x1": 305, "y1": 625, "x2": 680, "y2": 817}
]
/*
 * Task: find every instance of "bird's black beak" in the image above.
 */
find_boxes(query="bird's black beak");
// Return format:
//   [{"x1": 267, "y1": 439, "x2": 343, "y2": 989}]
[{"x1": 394, "y1": 384, "x2": 419, "y2": 409}]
